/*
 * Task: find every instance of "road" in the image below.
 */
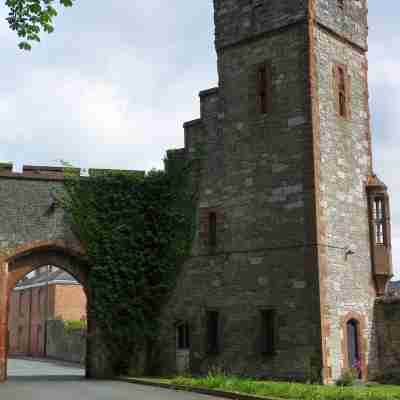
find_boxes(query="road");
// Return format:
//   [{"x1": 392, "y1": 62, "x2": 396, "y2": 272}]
[{"x1": 1, "y1": 358, "x2": 220, "y2": 400}]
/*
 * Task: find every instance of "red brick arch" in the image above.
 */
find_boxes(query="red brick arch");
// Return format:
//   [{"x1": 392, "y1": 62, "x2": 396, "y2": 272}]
[{"x1": 0, "y1": 240, "x2": 90, "y2": 382}]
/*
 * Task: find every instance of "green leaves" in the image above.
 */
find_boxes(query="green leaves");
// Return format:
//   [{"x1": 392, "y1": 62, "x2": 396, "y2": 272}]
[
  {"x1": 5, "y1": 0, "x2": 75, "y2": 50},
  {"x1": 61, "y1": 159, "x2": 197, "y2": 374}
]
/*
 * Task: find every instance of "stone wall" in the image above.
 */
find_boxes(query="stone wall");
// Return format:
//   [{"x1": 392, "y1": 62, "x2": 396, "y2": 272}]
[
  {"x1": 374, "y1": 298, "x2": 400, "y2": 380},
  {"x1": 0, "y1": 174, "x2": 77, "y2": 258},
  {"x1": 152, "y1": 10, "x2": 323, "y2": 379},
  {"x1": 315, "y1": 0, "x2": 368, "y2": 50},
  {"x1": 214, "y1": 0, "x2": 306, "y2": 51},
  {"x1": 313, "y1": 4, "x2": 375, "y2": 381},
  {"x1": 46, "y1": 319, "x2": 86, "y2": 364}
]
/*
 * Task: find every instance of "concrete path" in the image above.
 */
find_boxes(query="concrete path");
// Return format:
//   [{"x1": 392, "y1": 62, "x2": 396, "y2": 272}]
[
  {"x1": 1, "y1": 358, "x2": 220, "y2": 399},
  {"x1": 7, "y1": 357, "x2": 84, "y2": 377}
]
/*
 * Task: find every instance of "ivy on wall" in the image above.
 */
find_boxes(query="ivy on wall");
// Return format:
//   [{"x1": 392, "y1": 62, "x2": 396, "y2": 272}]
[{"x1": 61, "y1": 155, "x2": 197, "y2": 373}]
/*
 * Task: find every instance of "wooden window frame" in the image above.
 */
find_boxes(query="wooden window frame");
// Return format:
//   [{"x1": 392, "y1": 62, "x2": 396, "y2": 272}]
[
  {"x1": 373, "y1": 196, "x2": 386, "y2": 246},
  {"x1": 257, "y1": 62, "x2": 272, "y2": 115},
  {"x1": 260, "y1": 309, "x2": 277, "y2": 356}
]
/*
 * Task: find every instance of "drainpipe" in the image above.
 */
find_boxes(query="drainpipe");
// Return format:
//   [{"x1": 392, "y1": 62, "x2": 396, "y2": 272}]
[
  {"x1": 44, "y1": 266, "x2": 50, "y2": 357},
  {"x1": 28, "y1": 288, "x2": 32, "y2": 356}
]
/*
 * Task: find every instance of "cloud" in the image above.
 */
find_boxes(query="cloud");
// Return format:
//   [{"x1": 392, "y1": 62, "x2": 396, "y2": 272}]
[
  {"x1": 0, "y1": 0, "x2": 399, "y2": 278},
  {"x1": 369, "y1": 38, "x2": 400, "y2": 278}
]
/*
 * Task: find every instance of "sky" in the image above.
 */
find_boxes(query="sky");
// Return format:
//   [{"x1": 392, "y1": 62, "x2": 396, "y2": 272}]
[{"x1": 0, "y1": 1, "x2": 399, "y2": 278}]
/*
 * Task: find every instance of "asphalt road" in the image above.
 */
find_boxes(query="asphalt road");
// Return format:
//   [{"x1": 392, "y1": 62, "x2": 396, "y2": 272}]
[{"x1": 1, "y1": 358, "x2": 220, "y2": 400}]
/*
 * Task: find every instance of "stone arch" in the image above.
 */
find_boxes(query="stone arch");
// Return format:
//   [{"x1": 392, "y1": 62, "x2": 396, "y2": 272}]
[
  {"x1": 340, "y1": 312, "x2": 367, "y2": 380},
  {"x1": 0, "y1": 240, "x2": 111, "y2": 382},
  {"x1": 5, "y1": 240, "x2": 87, "y2": 292}
]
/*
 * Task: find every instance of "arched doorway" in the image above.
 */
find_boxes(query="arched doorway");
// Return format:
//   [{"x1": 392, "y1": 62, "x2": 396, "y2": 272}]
[
  {"x1": 8, "y1": 263, "x2": 87, "y2": 377},
  {"x1": 0, "y1": 241, "x2": 98, "y2": 381},
  {"x1": 347, "y1": 319, "x2": 360, "y2": 374},
  {"x1": 342, "y1": 313, "x2": 366, "y2": 380}
]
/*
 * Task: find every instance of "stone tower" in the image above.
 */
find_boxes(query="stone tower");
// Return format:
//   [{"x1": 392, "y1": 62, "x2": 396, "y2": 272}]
[{"x1": 154, "y1": 0, "x2": 393, "y2": 383}]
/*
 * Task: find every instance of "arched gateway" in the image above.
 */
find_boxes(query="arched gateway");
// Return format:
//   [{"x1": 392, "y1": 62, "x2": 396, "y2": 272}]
[{"x1": 0, "y1": 165, "x2": 114, "y2": 382}]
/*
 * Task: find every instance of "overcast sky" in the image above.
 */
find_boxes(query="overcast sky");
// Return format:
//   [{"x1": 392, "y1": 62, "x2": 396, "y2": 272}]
[{"x1": 0, "y1": 1, "x2": 399, "y2": 278}]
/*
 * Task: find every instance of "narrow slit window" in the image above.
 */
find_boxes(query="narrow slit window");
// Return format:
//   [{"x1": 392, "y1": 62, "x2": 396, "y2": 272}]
[
  {"x1": 373, "y1": 197, "x2": 386, "y2": 245},
  {"x1": 337, "y1": 66, "x2": 347, "y2": 118},
  {"x1": 209, "y1": 212, "x2": 217, "y2": 248},
  {"x1": 207, "y1": 311, "x2": 219, "y2": 354},
  {"x1": 257, "y1": 63, "x2": 271, "y2": 114},
  {"x1": 177, "y1": 322, "x2": 190, "y2": 350},
  {"x1": 261, "y1": 309, "x2": 276, "y2": 355}
]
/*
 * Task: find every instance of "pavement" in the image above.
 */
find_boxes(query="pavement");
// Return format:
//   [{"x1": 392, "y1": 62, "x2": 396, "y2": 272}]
[
  {"x1": 7, "y1": 357, "x2": 85, "y2": 377},
  {"x1": 1, "y1": 358, "x2": 220, "y2": 400}
]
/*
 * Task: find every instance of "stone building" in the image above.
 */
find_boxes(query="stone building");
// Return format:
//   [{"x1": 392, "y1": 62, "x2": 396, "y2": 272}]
[
  {"x1": 149, "y1": 0, "x2": 396, "y2": 384},
  {"x1": 8, "y1": 267, "x2": 86, "y2": 357},
  {"x1": 0, "y1": 0, "x2": 399, "y2": 385}
]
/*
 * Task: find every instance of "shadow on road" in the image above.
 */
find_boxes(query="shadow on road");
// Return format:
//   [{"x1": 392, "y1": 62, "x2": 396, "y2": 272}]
[{"x1": 8, "y1": 375, "x2": 86, "y2": 382}]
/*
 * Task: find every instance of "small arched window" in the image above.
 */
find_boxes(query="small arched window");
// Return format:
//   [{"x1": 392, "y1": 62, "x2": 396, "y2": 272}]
[{"x1": 346, "y1": 319, "x2": 361, "y2": 377}]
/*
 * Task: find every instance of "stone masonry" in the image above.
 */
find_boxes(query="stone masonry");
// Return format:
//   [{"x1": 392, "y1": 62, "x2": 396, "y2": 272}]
[
  {"x1": 148, "y1": 0, "x2": 396, "y2": 384},
  {"x1": 0, "y1": 0, "x2": 399, "y2": 385},
  {"x1": 0, "y1": 165, "x2": 131, "y2": 381}
]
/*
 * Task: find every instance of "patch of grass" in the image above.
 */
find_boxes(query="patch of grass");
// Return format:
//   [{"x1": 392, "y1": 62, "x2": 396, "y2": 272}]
[{"x1": 170, "y1": 373, "x2": 400, "y2": 400}]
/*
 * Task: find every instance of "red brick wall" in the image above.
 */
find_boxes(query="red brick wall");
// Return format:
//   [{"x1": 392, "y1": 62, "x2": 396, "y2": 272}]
[{"x1": 54, "y1": 285, "x2": 86, "y2": 321}]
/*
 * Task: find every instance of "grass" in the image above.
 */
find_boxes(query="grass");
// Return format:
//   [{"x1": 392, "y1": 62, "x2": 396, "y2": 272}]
[{"x1": 167, "y1": 374, "x2": 400, "y2": 400}]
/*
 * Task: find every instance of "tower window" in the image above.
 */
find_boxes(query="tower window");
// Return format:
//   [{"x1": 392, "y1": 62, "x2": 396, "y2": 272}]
[
  {"x1": 338, "y1": 67, "x2": 347, "y2": 117},
  {"x1": 373, "y1": 197, "x2": 386, "y2": 245},
  {"x1": 334, "y1": 65, "x2": 351, "y2": 119},
  {"x1": 209, "y1": 212, "x2": 217, "y2": 249},
  {"x1": 206, "y1": 310, "x2": 219, "y2": 354},
  {"x1": 346, "y1": 319, "x2": 362, "y2": 378},
  {"x1": 176, "y1": 322, "x2": 190, "y2": 350},
  {"x1": 257, "y1": 63, "x2": 272, "y2": 114},
  {"x1": 260, "y1": 309, "x2": 276, "y2": 355}
]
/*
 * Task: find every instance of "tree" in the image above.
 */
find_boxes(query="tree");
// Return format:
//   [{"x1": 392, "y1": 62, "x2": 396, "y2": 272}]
[{"x1": 5, "y1": 0, "x2": 75, "y2": 50}]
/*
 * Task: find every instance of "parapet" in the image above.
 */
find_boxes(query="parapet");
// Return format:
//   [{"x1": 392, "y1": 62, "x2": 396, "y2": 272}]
[{"x1": 0, "y1": 164, "x2": 144, "y2": 182}]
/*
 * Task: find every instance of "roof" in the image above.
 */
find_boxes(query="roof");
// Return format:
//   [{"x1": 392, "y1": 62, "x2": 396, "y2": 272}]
[
  {"x1": 15, "y1": 269, "x2": 79, "y2": 291},
  {"x1": 389, "y1": 281, "x2": 400, "y2": 290}
]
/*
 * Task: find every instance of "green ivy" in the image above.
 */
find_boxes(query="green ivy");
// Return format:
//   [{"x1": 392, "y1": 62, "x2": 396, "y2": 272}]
[{"x1": 61, "y1": 157, "x2": 197, "y2": 374}]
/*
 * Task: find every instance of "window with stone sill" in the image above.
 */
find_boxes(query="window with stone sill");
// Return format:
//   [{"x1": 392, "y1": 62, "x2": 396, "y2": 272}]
[
  {"x1": 208, "y1": 212, "x2": 217, "y2": 249},
  {"x1": 257, "y1": 62, "x2": 272, "y2": 115},
  {"x1": 260, "y1": 309, "x2": 276, "y2": 355},
  {"x1": 176, "y1": 322, "x2": 190, "y2": 350},
  {"x1": 333, "y1": 64, "x2": 351, "y2": 120},
  {"x1": 206, "y1": 310, "x2": 219, "y2": 354}
]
